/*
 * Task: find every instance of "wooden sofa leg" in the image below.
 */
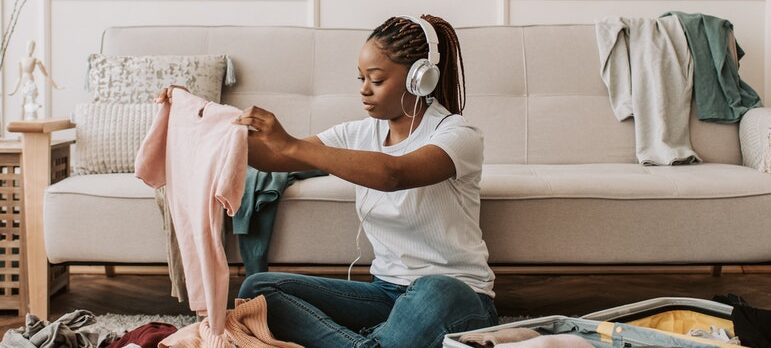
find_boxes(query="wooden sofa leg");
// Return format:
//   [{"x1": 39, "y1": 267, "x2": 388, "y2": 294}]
[
  {"x1": 711, "y1": 265, "x2": 722, "y2": 277},
  {"x1": 105, "y1": 266, "x2": 116, "y2": 278},
  {"x1": 49, "y1": 265, "x2": 70, "y2": 295}
]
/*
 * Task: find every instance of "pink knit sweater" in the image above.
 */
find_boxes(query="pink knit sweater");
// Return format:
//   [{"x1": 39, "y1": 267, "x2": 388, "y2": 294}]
[
  {"x1": 135, "y1": 89, "x2": 248, "y2": 336},
  {"x1": 159, "y1": 296, "x2": 303, "y2": 348}
]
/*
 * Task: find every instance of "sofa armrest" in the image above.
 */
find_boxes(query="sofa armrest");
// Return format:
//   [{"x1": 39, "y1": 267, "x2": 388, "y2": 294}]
[
  {"x1": 740, "y1": 107, "x2": 771, "y2": 171},
  {"x1": 7, "y1": 118, "x2": 74, "y2": 320},
  {"x1": 7, "y1": 118, "x2": 74, "y2": 134}
]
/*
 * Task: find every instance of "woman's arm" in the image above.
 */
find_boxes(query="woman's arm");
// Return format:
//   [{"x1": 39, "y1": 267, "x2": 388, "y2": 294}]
[
  {"x1": 234, "y1": 106, "x2": 456, "y2": 191},
  {"x1": 285, "y1": 140, "x2": 454, "y2": 191},
  {"x1": 245, "y1": 133, "x2": 321, "y2": 172},
  {"x1": 154, "y1": 86, "x2": 321, "y2": 173}
]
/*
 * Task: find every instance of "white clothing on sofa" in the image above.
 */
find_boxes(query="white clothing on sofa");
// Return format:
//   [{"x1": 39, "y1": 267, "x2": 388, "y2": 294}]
[
  {"x1": 596, "y1": 16, "x2": 701, "y2": 166},
  {"x1": 317, "y1": 101, "x2": 496, "y2": 297}
]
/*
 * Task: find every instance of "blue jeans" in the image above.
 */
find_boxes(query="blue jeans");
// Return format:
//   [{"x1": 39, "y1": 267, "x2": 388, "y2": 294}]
[{"x1": 238, "y1": 272, "x2": 498, "y2": 348}]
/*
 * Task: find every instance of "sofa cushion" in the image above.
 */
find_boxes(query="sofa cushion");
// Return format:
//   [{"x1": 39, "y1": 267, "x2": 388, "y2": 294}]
[
  {"x1": 47, "y1": 172, "x2": 156, "y2": 198},
  {"x1": 44, "y1": 174, "x2": 165, "y2": 263},
  {"x1": 482, "y1": 163, "x2": 771, "y2": 199},
  {"x1": 87, "y1": 53, "x2": 229, "y2": 103},
  {"x1": 481, "y1": 163, "x2": 771, "y2": 264},
  {"x1": 44, "y1": 165, "x2": 771, "y2": 265},
  {"x1": 482, "y1": 193, "x2": 771, "y2": 264},
  {"x1": 72, "y1": 103, "x2": 160, "y2": 175},
  {"x1": 43, "y1": 173, "x2": 365, "y2": 264}
]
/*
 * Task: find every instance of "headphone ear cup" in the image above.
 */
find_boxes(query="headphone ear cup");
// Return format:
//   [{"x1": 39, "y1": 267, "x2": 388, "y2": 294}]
[
  {"x1": 406, "y1": 59, "x2": 440, "y2": 97},
  {"x1": 417, "y1": 64, "x2": 440, "y2": 96}
]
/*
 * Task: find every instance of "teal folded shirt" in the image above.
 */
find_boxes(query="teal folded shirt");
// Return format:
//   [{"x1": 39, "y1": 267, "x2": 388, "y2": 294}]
[
  {"x1": 662, "y1": 11, "x2": 762, "y2": 123},
  {"x1": 233, "y1": 168, "x2": 327, "y2": 275}
]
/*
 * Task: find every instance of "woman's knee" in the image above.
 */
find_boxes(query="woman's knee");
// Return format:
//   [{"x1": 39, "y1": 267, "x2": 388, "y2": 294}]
[
  {"x1": 410, "y1": 275, "x2": 476, "y2": 300},
  {"x1": 409, "y1": 275, "x2": 494, "y2": 318},
  {"x1": 238, "y1": 271, "x2": 295, "y2": 298},
  {"x1": 372, "y1": 276, "x2": 493, "y2": 347}
]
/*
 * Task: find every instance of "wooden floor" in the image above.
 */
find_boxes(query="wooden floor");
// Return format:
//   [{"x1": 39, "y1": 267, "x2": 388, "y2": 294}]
[{"x1": 2, "y1": 272, "x2": 770, "y2": 335}]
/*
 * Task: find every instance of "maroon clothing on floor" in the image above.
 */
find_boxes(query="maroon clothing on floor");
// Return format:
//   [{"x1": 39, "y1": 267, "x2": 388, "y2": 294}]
[{"x1": 105, "y1": 322, "x2": 177, "y2": 348}]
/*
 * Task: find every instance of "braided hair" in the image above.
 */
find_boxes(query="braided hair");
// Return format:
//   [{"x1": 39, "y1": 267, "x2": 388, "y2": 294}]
[{"x1": 367, "y1": 15, "x2": 466, "y2": 115}]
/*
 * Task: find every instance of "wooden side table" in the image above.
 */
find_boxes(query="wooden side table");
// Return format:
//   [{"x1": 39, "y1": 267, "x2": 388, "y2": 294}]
[{"x1": 6, "y1": 119, "x2": 75, "y2": 318}]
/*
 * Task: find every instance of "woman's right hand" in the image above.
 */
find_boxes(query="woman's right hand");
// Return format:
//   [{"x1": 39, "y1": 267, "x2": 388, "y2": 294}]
[{"x1": 154, "y1": 85, "x2": 189, "y2": 104}]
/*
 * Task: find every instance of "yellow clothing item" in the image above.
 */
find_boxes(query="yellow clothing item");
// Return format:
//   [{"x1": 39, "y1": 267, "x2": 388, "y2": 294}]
[{"x1": 627, "y1": 309, "x2": 734, "y2": 335}]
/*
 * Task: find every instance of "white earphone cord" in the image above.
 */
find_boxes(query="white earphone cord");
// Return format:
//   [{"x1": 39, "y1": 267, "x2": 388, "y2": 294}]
[{"x1": 347, "y1": 95, "x2": 421, "y2": 281}]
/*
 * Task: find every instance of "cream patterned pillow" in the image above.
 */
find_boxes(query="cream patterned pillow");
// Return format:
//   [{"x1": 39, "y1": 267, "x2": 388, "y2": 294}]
[
  {"x1": 86, "y1": 54, "x2": 235, "y2": 103},
  {"x1": 764, "y1": 129, "x2": 771, "y2": 174},
  {"x1": 72, "y1": 103, "x2": 160, "y2": 175}
]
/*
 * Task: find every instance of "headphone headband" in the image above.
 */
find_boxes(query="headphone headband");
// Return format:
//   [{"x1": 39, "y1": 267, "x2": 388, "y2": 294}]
[{"x1": 398, "y1": 15, "x2": 440, "y2": 65}]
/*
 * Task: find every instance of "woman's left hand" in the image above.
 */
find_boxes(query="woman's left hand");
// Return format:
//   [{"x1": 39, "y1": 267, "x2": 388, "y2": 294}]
[{"x1": 232, "y1": 105, "x2": 298, "y2": 155}]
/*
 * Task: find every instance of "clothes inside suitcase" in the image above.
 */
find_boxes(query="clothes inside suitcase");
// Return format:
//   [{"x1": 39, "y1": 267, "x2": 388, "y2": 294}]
[{"x1": 443, "y1": 297, "x2": 747, "y2": 348}]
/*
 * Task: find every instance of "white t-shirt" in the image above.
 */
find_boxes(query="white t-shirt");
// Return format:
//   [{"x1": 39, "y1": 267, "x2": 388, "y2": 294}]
[{"x1": 317, "y1": 101, "x2": 495, "y2": 297}]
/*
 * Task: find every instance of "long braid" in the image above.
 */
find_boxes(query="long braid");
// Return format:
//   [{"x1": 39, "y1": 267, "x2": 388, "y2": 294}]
[
  {"x1": 368, "y1": 15, "x2": 467, "y2": 115},
  {"x1": 423, "y1": 15, "x2": 466, "y2": 115}
]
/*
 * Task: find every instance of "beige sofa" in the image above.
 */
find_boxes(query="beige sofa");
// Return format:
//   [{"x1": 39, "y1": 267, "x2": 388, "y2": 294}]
[{"x1": 10, "y1": 24, "x2": 771, "y2": 320}]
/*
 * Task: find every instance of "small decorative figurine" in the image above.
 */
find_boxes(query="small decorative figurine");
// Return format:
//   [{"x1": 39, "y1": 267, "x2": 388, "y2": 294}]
[{"x1": 9, "y1": 40, "x2": 62, "y2": 120}]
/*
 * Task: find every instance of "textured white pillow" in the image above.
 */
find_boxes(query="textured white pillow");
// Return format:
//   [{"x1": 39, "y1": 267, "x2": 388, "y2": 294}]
[
  {"x1": 72, "y1": 103, "x2": 161, "y2": 175},
  {"x1": 764, "y1": 129, "x2": 771, "y2": 174},
  {"x1": 86, "y1": 54, "x2": 235, "y2": 103}
]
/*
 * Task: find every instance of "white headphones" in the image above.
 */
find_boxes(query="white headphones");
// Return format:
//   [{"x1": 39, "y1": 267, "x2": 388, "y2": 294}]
[{"x1": 399, "y1": 15, "x2": 441, "y2": 97}]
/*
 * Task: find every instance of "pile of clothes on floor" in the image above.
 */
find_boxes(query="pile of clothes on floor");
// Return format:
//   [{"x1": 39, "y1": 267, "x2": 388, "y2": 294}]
[
  {"x1": 0, "y1": 309, "x2": 176, "y2": 348},
  {"x1": 710, "y1": 294, "x2": 771, "y2": 348},
  {"x1": 0, "y1": 295, "x2": 298, "y2": 348}
]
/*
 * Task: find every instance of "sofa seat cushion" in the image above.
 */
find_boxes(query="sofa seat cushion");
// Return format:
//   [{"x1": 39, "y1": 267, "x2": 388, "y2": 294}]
[
  {"x1": 43, "y1": 164, "x2": 771, "y2": 265},
  {"x1": 482, "y1": 163, "x2": 771, "y2": 199},
  {"x1": 480, "y1": 163, "x2": 771, "y2": 264},
  {"x1": 43, "y1": 173, "x2": 363, "y2": 264},
  {"x1": 48, "y1": 172, "x2": 157, "y2": 198},
  {"x1": 44, "y1": 174, "x2": 165, "y2": 263},
  {"x1": 281, "y1": 174, "x2": 355, "y2": 202}
]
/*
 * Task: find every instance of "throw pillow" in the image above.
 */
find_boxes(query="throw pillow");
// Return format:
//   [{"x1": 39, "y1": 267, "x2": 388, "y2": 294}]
[
  {"x1": 765, "y1": 129, "x2": 771, "y2": 174},
  {"x1": 72, "y1": 103, "x2": 160, "y2": 175},
  {"x1": 86, "y1": 54, "x2": 235, "y2": 103}
]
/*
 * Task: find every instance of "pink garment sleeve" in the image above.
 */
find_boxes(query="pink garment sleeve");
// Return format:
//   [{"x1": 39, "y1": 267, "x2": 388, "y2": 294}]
[
  {"x1": 214, "y1": 132, "x2": 248, "y2": 217},
  {"x1": 204, "y1": 124, "x2": 248, "y2": 335},
  {"x1": 135, "y1": 102, "x2": 171, "y2": 188}
]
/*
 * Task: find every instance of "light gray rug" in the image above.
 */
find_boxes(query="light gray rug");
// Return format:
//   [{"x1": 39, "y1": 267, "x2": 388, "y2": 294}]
[
  {"x1": 499, "y1": 316, "x2": 532, "y2": 325},
  {"x1": 91, "y1": 313, "x2": 196, "y2": 333}
]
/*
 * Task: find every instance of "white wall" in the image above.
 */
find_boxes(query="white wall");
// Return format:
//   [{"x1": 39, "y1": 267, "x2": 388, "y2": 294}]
[{"x1": 0, "y1": 0, "x2": 767, "y2": 138}]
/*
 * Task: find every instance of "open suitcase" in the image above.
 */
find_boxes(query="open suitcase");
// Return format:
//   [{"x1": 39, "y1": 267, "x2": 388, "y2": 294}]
[{"x1": 443, "y1": 297, "x2": 746, "y2": 348}]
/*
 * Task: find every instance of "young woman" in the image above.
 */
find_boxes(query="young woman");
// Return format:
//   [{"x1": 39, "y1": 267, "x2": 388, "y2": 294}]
[{"x1": 159, "y1": 14, "x2": 496, "y2": 348}]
